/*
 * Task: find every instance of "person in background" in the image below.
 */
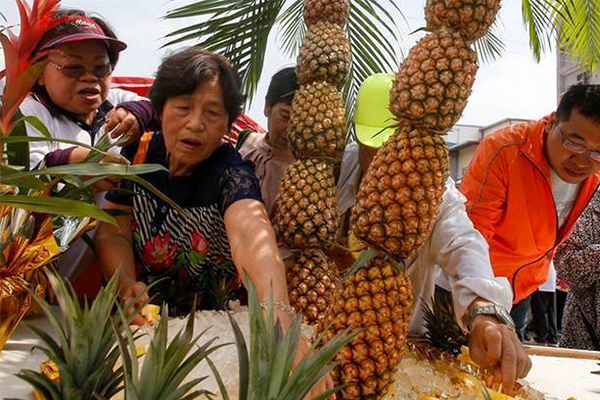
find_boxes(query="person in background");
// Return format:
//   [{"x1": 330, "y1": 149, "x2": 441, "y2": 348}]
[
  {"x1": 95, "y1": 47, "x2": 332, "y2": 398},
  {"x1": 13, "y1": 9, "x2": 147, "y2": 283},
  {"x1": 461, "y1": 84, "x2": 600, "y2": 341},
  {"x1": 529, "y1": 262, "x2": 558, "y2": 346},
  {"x1": 554, "y1": 190, "x2": 600, "y2": 350},
  {"x1": 21, "y1": 9, "x2": 143, "y2": 169},
  {"x1": 237, "y1": 67, "x2": 298, "y2": 223},
  {"x1": 338, "y1": 73, "x2": 530, "y2": 393}
]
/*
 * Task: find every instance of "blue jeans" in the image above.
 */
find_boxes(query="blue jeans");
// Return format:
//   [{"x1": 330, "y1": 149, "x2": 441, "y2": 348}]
[{"x1": 511, "y1": 296, "x2": 532, "y2": 342}]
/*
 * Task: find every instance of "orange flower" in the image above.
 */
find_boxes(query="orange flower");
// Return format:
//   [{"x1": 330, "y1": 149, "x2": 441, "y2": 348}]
[{"x1": 0, "y1": 0, "x2": 67, "y2": 135}]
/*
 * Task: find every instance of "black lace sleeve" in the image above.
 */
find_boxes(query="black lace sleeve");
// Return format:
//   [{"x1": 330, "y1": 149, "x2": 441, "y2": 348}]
[{"x1": 219, "y1": 146, "x2": 263, "y2": 214}]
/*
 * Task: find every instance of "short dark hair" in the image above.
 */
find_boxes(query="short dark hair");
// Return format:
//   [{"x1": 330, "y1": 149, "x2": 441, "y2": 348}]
[
  {"x1": 557, "y1": 84, "x2": 600, "y2": 124},
  {"x1": 148, "y1": 47, "x2": 246, "y2": 128},
  {"x1": 33, "y1": 9, "x2": 122, "y2": 65},
  {"x1": 266, "y1": 67, "x2": 298, "y2": 106}
]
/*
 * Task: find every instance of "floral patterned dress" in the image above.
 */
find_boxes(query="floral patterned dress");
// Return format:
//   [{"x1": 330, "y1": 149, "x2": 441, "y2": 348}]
[
  {"x1": 106, "y1": 132, "x2": 263, "y2": 315},
  {"x1": 554, "y1": 190, "x2": 600, "y2": 350}
]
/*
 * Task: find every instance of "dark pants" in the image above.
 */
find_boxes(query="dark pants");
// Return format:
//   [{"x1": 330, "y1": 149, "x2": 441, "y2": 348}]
[
  {"x1": 530, "y1": 290, "x2": 557, "y2": 343},
  {"x1": 511, "y1": 296, "x2": 531, "y2": 342},
  {"x1": 556, "y1": 289, "x2": 567, "y2": 332}
]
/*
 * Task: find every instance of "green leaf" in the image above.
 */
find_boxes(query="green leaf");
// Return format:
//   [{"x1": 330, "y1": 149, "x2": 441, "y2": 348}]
[
  {"x1": 556, "y1": 0, "x2": 600, "y2": 73},
  {"x1": 0, "y1": 164, "x2": 46, "y2": 190},
  {"x1": 0, "y1": 195, "x2": 117, "y2": 225},
  {"x1": 163, "y1": 0, "x2": 404, "y2": 113}
]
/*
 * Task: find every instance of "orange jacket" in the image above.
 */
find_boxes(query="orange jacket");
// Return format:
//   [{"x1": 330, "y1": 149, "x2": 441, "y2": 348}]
[{"x1": 460, "y1": 118, "x2": 600, "y2": 304}]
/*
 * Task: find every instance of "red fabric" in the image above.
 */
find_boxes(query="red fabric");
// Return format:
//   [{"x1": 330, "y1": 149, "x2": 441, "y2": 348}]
[
  {"x1": 110, "y1": 76, "x2": 266, "y2": 145},
  {"x1": 111, "y1": 75, "x2": 154, "y2": 97},
  {"x1": 460, "y1": 117, "x2": 600, "y2": 304}
]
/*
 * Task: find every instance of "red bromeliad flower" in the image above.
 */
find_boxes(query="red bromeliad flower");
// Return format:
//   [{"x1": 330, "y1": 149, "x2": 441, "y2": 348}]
[
  {"x1": 0, "y1": 0, "x2": 72, "y2": 135},
  {"x1": 143, "y1": 232, "x2": 179, "y2": 271},
  {"x1": 191, "y1": 231, "x2": 210, "y2": 254}
]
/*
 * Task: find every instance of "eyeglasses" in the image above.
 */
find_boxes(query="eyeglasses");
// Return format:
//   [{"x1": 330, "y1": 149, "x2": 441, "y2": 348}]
[
  {"x1": 47, "y1": 59, "x2": 113, "y2": 79},
  {"x1": 557, "y1": 125, "x2": 600, "y2": 162}
]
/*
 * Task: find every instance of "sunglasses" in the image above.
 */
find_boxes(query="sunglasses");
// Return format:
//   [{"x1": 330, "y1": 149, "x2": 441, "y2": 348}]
[{"x1": 47, "y1": 59, "x2": 113, "y2": 79}]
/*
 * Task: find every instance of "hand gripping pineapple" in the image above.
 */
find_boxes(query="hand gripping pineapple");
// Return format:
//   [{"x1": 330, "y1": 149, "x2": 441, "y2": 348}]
[{"x1": 328, "y1": 74, "x2": 531, "y2": 397}]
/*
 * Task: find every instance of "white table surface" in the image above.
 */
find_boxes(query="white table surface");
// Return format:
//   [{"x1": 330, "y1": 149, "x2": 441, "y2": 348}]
[{"x1": 2, "y1": 313, "x2": 600, "y2": 400}]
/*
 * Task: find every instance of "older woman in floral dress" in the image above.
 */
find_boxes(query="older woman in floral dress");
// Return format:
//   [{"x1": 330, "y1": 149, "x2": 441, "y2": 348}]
[{"x1": 554, "y1": 190, "x2": 600, "y2": 350}]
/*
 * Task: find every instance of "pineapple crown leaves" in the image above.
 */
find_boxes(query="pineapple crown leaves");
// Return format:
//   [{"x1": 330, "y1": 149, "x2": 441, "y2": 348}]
[
  {"x1": 212, "y1": 271, "x2": 355, "y2": 400},
  {"x1": 113, "y1": 300, "x2": 227, "y2": 400},
  {"x1": 16, "y1": 269, "x2": 125, "y2": 400},
  {"x1": 421, "y1": 291, "x2": 469, "y2": 356},
  {"x1": 342, "y1": 247, "x2": 406, "y2": 281}
]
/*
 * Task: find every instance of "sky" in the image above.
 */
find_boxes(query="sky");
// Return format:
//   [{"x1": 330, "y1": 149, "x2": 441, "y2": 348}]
[{"x1": 0, "y1": 0, "x2": 558, "y2": 128}]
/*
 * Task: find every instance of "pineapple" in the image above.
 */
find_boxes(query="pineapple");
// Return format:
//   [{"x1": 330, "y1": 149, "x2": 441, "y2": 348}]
[
  {"x1": 425, "y1": 0, "x2": 502, "y2": 43},
  {"x1": 321, "y1": 255, "x2": 413, "y2": 399},
  {"x1": 211, "y1": 274, "x2": 354, "y2": 400},
  {"x1": 276, "y1": 159, "x2": 339, "y2": 249},
  {"x1": 389, "y1": 27, "x2": 478, "y2": 133},
  {"x1": 115, "y1": 304, "x2": 222, "y2": 400},
  {"x1": 17, "y1": 271, "x2": 125, "y2": 400},
  {"x1": 286, "y1": 249, "x2": 340, "y2": 326},
  {"x1": 352, "y1": 121, "x2": 449, "y2": 259},
  {"x1": 297, "y1": 21, "x2": 351, "y2": 89},
  {"x1": 288, "y1": 81, "x2": 347, "y2": 161},
  {"x1": 303, "y1": 0, "x2": 350, "y2": 27}
]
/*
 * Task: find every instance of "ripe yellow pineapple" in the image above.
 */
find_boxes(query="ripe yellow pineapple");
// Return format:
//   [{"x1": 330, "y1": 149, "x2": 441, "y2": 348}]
[
  {"x1": 352, "y1": 120, "x2": 449, "y2": 259},
  {"x1": 297, "y1": 21, "x2": 351, "y2": 89},
  {"x1": 425, "y1": 0, "x2": 502, "y2": 43},
  {"x1": 322, "y1": 256, "x2": 413, "y2": 399},
  {"x1": 303, "y1": 0, "x2": 350, "y2": 27},
  {"x1": 286, "y1": 249, "x2": 340, "y2": 325},
  {"x1": 276, "y1": 159, "x2": 339, "y2": 249},
  {"x1": 288, "y1": 81, "x2": 347, "y2": 161},
  {"x1": 389, "y1": 27, "x2": 478, "y2": 133}
]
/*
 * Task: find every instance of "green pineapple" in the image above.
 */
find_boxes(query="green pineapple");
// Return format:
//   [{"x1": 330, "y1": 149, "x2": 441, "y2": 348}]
[
  {"x1": 422, "y1": 289, "x2": 469, "y2": 356},
  {"x1": 16, "y1": 271, "x2": 125, "y2": 400},
  {"x1": 114, "y1": 303, "x2": 224, "y2": 400},
  {"x1": 209, "y1": 274, "x2": 355, "y2": 400}
]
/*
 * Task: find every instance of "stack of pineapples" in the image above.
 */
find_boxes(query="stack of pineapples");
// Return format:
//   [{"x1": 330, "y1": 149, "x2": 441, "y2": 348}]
[
  {"x1": 318, "y1": 0, "x2": 503, "y2": 399},
  {"x1": 277, "y1": 0, "x2": 351, "y2": 327}
]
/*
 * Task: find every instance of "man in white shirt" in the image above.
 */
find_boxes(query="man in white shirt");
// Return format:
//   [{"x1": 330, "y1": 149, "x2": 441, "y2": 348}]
[{"x1": 338, "y1": 74, "x2": 530, "y2": 393}]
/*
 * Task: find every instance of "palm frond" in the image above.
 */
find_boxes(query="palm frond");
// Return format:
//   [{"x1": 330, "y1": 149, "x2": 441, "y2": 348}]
[
  {"x1": 556, "y1": 0, "x2": 600, "y2": 73},
  {"x1": 473, "y1": 20, "x2": 506, "y2": 64},
  {"x1": 521, "y1": 0, "x2": 560, "y2": 61},
  {"x1": 164, "y1": 0, "x2": 404, "y2": 115},
  {"x1": 164, "y1": 0, "x2": 287, "y2": 104}
]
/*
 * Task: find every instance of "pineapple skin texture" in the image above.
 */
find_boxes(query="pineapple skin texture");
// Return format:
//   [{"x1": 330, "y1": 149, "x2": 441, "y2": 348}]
[
  {"x1": 286, "y1": 250, "x2": 340, "y2": 325},
  {"x1": 297, "y1": 21, "x2": 351, "y2": 89},
  {"x1": 390, "y1": 27, "x2": 478, "y2": 133},
  {"x1": 351, "y1": 122, "x2": 449, "y2": 260},
  {"x1": 425, "y1": 0, "x2": 502, "y2": 43},
  {"x1": 288, "y1": 81, "x2": 347, "y2": 161},
  {"x1": 276, "y1": 159, "x2": 339, "y2": 249},
  {"x1": 303, "y1": 0, "x2": 350, "y2": 27},
  {"x1": 320, "y1": 256, "x2": 414, "y2": 399}
]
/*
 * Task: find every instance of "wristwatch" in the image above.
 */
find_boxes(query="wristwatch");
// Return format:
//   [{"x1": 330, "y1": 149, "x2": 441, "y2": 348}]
[{"x1": 466, "y1": 304, "x2": 516, "y2": 332}]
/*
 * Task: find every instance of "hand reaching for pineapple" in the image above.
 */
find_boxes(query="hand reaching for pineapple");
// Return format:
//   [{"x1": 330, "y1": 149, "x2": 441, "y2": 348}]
[
  {"x1": 119, "y1": 281, "x2": 151, "y2": 326},
  {"x1": 468, "y1": 315, "x2": 532, "y2": 396}
]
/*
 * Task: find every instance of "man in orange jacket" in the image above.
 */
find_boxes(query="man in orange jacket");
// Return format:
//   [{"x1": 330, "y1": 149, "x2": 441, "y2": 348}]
[{"x1": 461, "y1": 84, "x2": 600, "y2": 341}]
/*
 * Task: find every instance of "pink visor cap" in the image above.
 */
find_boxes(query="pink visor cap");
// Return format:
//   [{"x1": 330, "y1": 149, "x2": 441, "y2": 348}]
[{"x1": 39, "y1": 16, "x2": 127, "y2": 53}]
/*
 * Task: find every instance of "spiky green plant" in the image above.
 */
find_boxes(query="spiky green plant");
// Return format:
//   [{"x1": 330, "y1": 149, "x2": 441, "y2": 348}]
[
  {"x1": 209, "y1": 274, "x2": 355, "y2": 400},
  {"x1": 422, "y1": 289, "x2": 469, "y2": 356},
  {"x1": 114, "y1": 303, "x2": 226, "y2": 400},
  {"x1": 16, "y1": 270, "x2": 126, "y2": 400}
]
